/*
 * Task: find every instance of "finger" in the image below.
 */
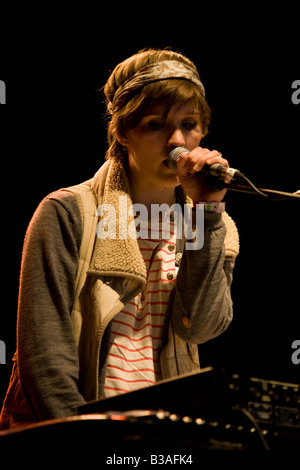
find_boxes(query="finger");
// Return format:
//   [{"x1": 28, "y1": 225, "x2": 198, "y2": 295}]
[
  {"x1": 182, "y1": 148, "x2": 210, "y2": 173},
  {"x1": 190, "y1": 148, "x2": 226, "y2": 172},
  {"x1": 176, "y1": 153, "x2": 189, "y2": 174},
  {"x1": 206, "y1": 154, "x2": 229, "y2": 167}
]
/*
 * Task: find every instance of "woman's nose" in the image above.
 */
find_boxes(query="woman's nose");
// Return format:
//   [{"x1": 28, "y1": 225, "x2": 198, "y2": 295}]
[{"x1": 167, "y1": 127, "x2": 186, "y2": 148}]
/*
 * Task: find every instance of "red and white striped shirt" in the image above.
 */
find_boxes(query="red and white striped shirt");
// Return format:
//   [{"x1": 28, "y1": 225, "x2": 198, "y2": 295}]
[{"x1": 104, "y1": 216, "x2": 177, "y2": 397}]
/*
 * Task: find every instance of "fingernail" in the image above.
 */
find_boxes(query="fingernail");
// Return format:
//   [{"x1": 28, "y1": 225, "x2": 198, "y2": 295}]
[{"x1": 178, "y1": 156, "x2": 186, "y2": 167}]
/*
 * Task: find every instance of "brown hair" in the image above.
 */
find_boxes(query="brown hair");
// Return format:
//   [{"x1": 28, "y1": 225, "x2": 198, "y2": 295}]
[{"x1": 103, "y1": 48, "x2": 211, "y2": 160}]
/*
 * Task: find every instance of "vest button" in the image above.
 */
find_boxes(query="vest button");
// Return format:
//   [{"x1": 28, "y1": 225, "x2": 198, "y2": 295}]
[
  {"x1": 175, "y1": 252, "x2": 182, "y2": 266},
  {"x1": 168, "y1": 244, "x2": 175, "y2": 252},
  {"x1": 166, "y1": 272, "x2": 174, "y2": 280},
  {"x1": 182, "y1": 315, "x2": 192, "y2": 329}
]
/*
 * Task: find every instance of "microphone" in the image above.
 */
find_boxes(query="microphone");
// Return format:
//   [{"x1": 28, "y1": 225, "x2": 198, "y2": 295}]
[{"x1": 167, "y1": 146, "x2": 241, "y2": 181}]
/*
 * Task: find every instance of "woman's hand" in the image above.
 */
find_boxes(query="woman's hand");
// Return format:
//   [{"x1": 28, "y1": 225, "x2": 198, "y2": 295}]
[{"x1": 176, "y1": 147, "x2": 229, "y2": 202}]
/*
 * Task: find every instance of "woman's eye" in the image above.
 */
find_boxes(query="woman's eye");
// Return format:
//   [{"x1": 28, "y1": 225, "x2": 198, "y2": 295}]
[
  {"x1": 143, "y1": 118, "x2": 199, "y2": 132},
  {"x1": 147, "y1": 120, "x2": 165, "y2": 131},
  {"x1": 182, "y1": 120, "x2": 197, "y2": 130}
]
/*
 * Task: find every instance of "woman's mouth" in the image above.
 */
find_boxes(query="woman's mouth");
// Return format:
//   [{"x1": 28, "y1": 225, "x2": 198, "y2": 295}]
[{"x1": 162, "y1": 159, "x2": 171, "y2": 169}]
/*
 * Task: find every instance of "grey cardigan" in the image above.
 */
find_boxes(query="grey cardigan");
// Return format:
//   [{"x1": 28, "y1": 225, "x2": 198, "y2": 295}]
[{"x1": 0, "y1": 158, "x2": 239, "y2": 428}]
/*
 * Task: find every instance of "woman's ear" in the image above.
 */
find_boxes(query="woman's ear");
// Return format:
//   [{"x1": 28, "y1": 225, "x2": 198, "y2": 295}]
[{"x1": 116, "y1": 132, "x2": 128, "y2": 147}]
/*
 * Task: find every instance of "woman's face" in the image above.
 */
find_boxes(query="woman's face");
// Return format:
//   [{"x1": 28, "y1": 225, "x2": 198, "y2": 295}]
[{"x1": 121, "y1": 101, "x2": 202, "y2": 189}]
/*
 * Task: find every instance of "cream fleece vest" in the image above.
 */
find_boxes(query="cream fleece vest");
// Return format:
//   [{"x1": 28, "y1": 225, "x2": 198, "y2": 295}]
[{"x1": 62, "y1": 159, "x2": 240, "y2": 400}]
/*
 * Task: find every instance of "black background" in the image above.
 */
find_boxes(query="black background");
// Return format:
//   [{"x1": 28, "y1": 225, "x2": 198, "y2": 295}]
[{"x1": 0, "y1": 6, "x2": 299, "y2": 406}]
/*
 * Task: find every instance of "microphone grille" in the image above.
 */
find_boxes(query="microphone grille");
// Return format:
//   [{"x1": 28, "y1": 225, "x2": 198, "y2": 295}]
[{"x1": 167, "y1": 147, "x2": 189, "y2": 173}]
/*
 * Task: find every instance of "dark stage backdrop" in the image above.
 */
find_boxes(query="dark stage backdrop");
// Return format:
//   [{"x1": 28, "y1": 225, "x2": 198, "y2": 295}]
[{"x1": 1, "y1": 10, "x2": 299, "y2": 405}]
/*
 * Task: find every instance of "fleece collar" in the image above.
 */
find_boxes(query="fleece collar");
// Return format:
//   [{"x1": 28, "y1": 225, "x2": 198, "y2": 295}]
[
  {"x1": 88, "y1": 158, "x2": 239, "y2": 280},
  {"x1": 88, "y1": 158, "x2": 147, "y2": 284}
]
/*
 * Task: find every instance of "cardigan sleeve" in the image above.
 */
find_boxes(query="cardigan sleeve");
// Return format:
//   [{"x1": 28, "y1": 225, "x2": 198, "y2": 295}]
[
  {"x1": 171, "y1": 212, "x2": 236, "y2": 344},
  {"x1": 17, "y1": 191, "x2": 86, "y2": 420}
]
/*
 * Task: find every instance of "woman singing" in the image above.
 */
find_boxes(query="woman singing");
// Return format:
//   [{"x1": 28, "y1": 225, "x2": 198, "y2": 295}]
[{"x1": 0, "y1": 48, "x2": 239, "y2": 428}]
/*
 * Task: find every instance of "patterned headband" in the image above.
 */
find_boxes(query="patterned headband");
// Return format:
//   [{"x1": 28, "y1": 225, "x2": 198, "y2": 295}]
[{"x1": 109, "y1": 60, "x2": 205, "y2": 114}]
